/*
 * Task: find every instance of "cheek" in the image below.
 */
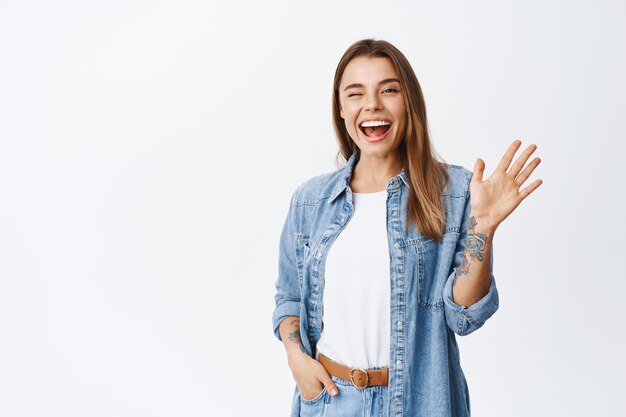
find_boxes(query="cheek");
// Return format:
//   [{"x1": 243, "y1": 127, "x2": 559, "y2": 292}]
[
  {"x1": 342, "y1": 112, "x2": 358, "y2": 130},
  {"x1": 344, "y1": 120, "x2": 359, "y2": 136},
  {"x1": 339, "y1": 103, "x2": 362, "y2": 138},
  {"x1": 343, "y1": 119, "x2": 360, "y2": 141},
  {"x1": 393, "y1": 110, "x2": 407, "y2": 130},
  {"x1": 392, "y1": 102, "x2": 406, "y2": 119}
]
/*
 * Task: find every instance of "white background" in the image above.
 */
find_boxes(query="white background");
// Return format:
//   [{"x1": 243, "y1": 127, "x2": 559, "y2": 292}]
[{"x1": 1, "y1": 1, "x2": 624, "y2": 416}]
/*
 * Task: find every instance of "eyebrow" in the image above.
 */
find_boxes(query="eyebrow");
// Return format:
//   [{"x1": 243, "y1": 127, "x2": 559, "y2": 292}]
[{"x1": 343, "y1": 78, "x2": 401, "y2": 92}]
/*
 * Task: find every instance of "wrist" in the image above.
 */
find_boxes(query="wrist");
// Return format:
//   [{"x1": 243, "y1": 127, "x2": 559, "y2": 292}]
[
  {"x1": 468, "y1": 213, "x2": 498, "y2": 234},
  {"x1": 287, "y1": 349, "x2": 311, "y2": 369}
]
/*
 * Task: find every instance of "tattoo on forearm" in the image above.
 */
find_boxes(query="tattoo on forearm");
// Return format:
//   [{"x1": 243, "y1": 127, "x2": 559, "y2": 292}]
[
  {"x1": 287, "y1": 318, "x2": 308, "y2": 354},
  {"x1": 466, "y1": 217, "x2": 487, "y2": 261},
  {"x1": 454, "y1": 216, "x2": 488, "y2": 282}
]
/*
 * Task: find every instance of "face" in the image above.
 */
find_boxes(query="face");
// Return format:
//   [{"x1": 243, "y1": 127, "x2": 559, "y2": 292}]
[{"x1": 338, "y1": 56, "x2": 407, "y2": 159}]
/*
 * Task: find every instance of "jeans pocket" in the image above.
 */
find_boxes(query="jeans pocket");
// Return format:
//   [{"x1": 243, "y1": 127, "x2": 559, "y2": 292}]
[{"x1": 300, "y1": 386, "x2": 327, "y2": 405}]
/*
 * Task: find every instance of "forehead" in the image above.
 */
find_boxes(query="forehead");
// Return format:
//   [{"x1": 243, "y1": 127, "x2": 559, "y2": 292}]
[{"x1": 340, "y1": 56, "x2": 399, "y2": 87}]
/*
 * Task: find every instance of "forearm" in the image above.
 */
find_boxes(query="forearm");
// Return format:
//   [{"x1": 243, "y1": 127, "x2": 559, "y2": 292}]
[
  {"x1": 278, "y1": 316, "x2": 310, "y2": 366},
  {"x1": 451, "y1": 214, "x2": 497, "y2": 307}
]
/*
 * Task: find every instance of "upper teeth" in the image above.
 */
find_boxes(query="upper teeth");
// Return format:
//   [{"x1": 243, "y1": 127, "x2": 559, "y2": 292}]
[{"x1": 360, "y1": 120, "x2": 391, "y2": 127}]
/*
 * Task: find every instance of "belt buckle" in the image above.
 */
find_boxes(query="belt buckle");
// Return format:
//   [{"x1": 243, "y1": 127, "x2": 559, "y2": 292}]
[{"x1": 349, "y1": 367, "x2": 369, "y2": 389}]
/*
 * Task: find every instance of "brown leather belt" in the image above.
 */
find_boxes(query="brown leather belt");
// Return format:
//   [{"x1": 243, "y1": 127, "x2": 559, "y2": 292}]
[{"x1": 317, "y1": 352, "x2": 389, "y2": 389}]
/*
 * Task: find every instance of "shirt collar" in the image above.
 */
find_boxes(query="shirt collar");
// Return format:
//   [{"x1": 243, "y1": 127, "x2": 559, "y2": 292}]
[{"x1": 329, "y1": 147, "x2": 409, "y2": 203}]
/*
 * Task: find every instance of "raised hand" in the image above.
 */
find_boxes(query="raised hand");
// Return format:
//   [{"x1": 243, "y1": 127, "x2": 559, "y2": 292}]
[{"x1": 468, "y1": 140, "x2": 543, "y2": 231}]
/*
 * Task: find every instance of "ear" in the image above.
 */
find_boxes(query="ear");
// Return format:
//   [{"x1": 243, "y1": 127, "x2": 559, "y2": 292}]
[{"x1": 339, "y1": 104, "x2": 345, "y2": 119}]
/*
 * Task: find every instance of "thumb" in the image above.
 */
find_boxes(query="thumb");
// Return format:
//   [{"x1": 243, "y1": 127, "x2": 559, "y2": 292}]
[
  {"x1": 473, "y1": 158, "x2": 485, "y2": 183},
  {"x1": 318, "y1": 372, "x2": 339, "y2": 397}
]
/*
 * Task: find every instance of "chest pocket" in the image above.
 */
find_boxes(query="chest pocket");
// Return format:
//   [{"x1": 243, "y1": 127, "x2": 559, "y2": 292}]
[{"x1": 407, "y1": 231, "x2": 460, "y2": 311}]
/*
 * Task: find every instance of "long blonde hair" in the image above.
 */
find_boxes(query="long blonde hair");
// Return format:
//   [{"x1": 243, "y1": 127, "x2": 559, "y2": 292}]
[{"x1": 332, "y1": 38, "x2": 450, "y2": 242}]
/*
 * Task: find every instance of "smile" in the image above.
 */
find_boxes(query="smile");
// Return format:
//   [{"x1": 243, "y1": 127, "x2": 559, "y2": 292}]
[{"x1": 359, "y1": 119, "x2": 392, "y2": 142}]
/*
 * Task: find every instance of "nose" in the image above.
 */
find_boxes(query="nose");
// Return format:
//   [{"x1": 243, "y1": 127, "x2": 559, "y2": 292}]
[{"x1": 364, "y1": 91, "x2": 383, "y2": 111}]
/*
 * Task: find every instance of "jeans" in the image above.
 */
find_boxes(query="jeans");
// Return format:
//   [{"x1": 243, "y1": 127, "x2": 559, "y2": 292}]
[{"x1": 299, "y1": 350, "x2": 390, "y2": 417}]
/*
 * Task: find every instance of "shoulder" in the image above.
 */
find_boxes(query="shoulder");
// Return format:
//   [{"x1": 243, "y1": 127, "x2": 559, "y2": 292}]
[
  {"x1": 291, "y1": 167, "x2": 345, "y2": 206},
  {"x1": 289, "y1": 162, "x2": 473, "y2": 201},
  {"x1": 443, "y1": 163, "x2": 473, "y2": 198}
]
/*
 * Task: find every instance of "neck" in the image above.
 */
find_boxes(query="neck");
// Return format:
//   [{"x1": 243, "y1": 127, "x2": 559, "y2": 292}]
[{"x1": 350, "y1": 151, "x2": 403, "y2": 193}]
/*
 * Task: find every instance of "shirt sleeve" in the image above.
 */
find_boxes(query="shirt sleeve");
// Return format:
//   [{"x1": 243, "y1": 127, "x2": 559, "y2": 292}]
[
  {"x1": 271, "y1": 188, "x2": 303, "y2": 342},
  {"x1": 443, "y1": 182, "x2": 499, "y2": 336}
]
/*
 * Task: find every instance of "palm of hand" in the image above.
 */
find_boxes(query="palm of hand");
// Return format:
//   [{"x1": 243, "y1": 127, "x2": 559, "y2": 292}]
[{"x1": 469, "y1": 140, "x2": 543, "y2": 229}]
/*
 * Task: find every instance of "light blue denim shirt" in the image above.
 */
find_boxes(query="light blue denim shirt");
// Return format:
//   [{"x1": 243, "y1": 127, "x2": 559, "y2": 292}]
[{"x1": 272, "y1": 148, "x2": 499, "y2": 417}]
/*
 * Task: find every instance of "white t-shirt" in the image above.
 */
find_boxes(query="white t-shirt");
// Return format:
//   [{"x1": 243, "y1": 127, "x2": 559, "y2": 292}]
[{"x1": 315, "y1": 189, "x2": 390, "y2": 369}]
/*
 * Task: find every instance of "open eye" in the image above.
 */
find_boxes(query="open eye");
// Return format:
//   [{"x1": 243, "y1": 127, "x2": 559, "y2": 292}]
[{"x1": 383, "y1": 88, "x2": 399, "y2": 94}]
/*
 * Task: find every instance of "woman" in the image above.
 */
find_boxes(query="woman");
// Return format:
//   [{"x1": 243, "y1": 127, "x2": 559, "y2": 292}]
[{"x1": 272, "y1": 38, "x2": 542, "y2": 417}]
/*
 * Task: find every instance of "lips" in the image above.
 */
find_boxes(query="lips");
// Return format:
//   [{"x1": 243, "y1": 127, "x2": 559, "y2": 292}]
[
  {"x1": 360, "y1": 123, "x2": 391, "y2": 138},
  {"x1": 358, "y1": 119, "x2": 392, "y2": 142},
  {"x1": 359, "y1": 124, "x2": 392, "y2": 143}
]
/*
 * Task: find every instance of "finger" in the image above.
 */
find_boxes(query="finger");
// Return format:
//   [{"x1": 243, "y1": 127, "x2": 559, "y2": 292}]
[
  {"x1": 519, "y1": 178, "x2": 543, "y2": 199},
  {"x1": 508, "y1": 144, "x2": 538, "y2": 178},
  {"x1": 473, "y1": 158, "x2": 485, "y2": 183},
  {"x1": 515, "y1": 157, "x2": 541, "y2": 186},
  {"x1": 318, "y1": 371, "x2": 339, "y2": 397},
  {"x1": 496, "y1": 139, "x2": 522, "y2": 173}
]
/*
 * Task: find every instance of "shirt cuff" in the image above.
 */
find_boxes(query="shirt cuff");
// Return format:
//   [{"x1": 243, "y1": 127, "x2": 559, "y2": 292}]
[
  {"x1": 272, "y1": 300, "x2": 301, "y2": 341},
  {"x1": 443, "y1": 269, "x2": 499, "y2": 336}
]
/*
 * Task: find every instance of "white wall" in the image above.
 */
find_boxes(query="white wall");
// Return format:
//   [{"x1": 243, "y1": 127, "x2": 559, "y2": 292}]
[{"x1": 1, "y1": 0, "x2": 624, "y2": 416}]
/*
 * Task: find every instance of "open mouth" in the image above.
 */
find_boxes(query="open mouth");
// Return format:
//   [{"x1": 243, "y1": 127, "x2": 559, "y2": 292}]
[{"x1": 359, "y1": 120, "x2": 392, "y2": 138}]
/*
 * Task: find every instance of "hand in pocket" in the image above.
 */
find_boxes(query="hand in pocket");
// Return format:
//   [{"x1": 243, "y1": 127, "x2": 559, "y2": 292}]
[
  {"x1": 300, "y1": 382, "x2": 325, "y2": 401},
  {"x1": 290, "y1": 355, "x2": 339, "y2": 400}
]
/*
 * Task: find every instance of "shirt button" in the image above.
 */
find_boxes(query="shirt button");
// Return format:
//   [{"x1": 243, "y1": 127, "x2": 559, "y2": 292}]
[
  {"x1": 395, "y1": 398, "x2": 401, "y2": 403},
  {"x1": 396, "y1": 359, "x2": 402, "y2": 366},
  {"x1": 397, "y1": 279, "x2": 403, "y2": 286},
  {"x1": 397, "y1": 320, "x2": 403, "y2": 327},
  {"x1": 394, "y1": 243, "x2": 400, "y2": 249},
  {"x1": 317, "y1": 252, "x2": 322, "y2": 258},
  {"x1": 392, "y1": 210, "x2": 398, "y2": 216},
  {"x1": 311, "y1": 318, "x2": 316, "y2": 324}
]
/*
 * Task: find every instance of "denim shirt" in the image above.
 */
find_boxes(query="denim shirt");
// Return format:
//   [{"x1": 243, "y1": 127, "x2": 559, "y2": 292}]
[{"x1": 272, "y1": 148, "x2": 499, "y2": 417}]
